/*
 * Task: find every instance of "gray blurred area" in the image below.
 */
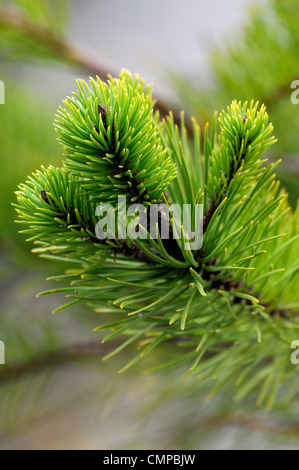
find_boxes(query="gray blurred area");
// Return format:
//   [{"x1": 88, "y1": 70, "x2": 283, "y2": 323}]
[{"x1": 17, "y1": 0, "x2": 253, "y2": 103}]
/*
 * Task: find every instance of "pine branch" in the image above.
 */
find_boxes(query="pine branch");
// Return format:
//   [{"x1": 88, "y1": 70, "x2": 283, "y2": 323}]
[{"x1": 14, "y1": 72, "x2": 299, "y2": 407}]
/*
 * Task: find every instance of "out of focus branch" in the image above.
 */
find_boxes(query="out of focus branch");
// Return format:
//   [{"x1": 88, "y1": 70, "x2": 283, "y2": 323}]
[
  {"x1": 201, "y1": 413, "x2": 299, "y2": 439},
  {"x1": 0, "y1": 5, "x2": 178, "y2": 122},
  {"x1": 0, "y1": 341, "x2": 113, "y2": 384},
  {"x1": 0, "y1": 5, "x2": 115, "y2": 78}
]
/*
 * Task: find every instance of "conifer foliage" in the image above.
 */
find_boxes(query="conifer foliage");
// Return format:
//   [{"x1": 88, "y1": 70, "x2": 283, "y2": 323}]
[{"x1": 15, "y1": 70, "x2": 299, "y2": 406}]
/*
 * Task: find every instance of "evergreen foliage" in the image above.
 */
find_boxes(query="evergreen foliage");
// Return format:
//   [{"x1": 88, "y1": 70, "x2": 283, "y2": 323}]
[
  {"x1": 55, "y1": 71, "x2": 176, "y2": 205},
  {"x1": 172, "y1": 0, "x2": 299, "y2": 207},
  {"x1": 15, "y1": 71, "x2": 299, "y2": 407}
]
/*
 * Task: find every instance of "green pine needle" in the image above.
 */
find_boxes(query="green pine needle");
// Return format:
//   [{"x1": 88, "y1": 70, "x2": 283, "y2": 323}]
[{"x1": 14, "y1": 72, "x2": 299, "y2": 407}]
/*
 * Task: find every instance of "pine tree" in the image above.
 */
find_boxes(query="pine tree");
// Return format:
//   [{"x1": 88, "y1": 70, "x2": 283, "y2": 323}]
[{"x1": 1, "y1": 0, "x2": 299, "y2": 446}]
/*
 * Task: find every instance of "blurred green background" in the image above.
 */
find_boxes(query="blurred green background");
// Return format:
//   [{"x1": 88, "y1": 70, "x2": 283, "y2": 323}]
[{"x1": 0, "y1": 0, "x2": 299, "y2": 449}]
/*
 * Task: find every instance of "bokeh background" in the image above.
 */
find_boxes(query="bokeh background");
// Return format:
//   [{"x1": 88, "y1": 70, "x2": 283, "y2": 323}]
[{"x1": 0, "y1": 0, "x2": 299, "y2": 449}]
